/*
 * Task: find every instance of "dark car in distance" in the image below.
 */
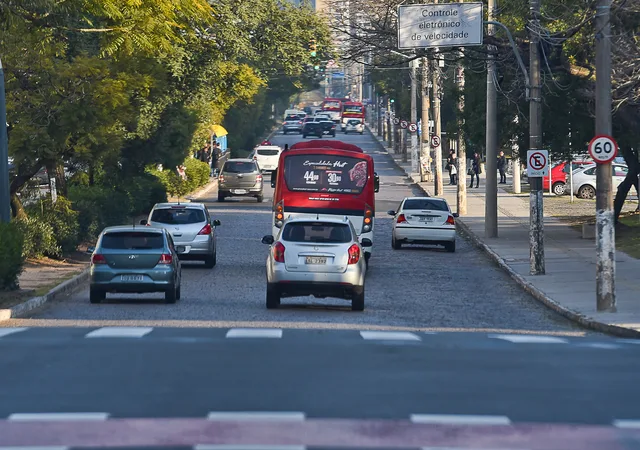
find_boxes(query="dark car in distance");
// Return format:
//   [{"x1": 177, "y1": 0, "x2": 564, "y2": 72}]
[{"x1": 301, "y1": 122, "x2": 324, "y2": 138}]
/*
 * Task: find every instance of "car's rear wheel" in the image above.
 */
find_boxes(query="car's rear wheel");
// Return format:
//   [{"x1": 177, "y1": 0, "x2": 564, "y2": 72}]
[
  {"x1": 392, "y1": 234, "x2": 401, "y2": 250},
  {"x1": 165, "y1": 285, "x2": 177, "y2": 304},
  {"x1": 256, "y1": 195, "x2": 264, "y2": 203},
  {"x1": 204, "y1": 253, "x2": 216, "y2": 269},
  {"x1": 352, "y1": 287, "x2": 365, "y2": 311},
  {"x1": 445, "y1": 241, "x2": 456, "y2": 253},
  {"x1": 217, "y1": 192, "x2": 225, "y2": 202},
  {"x1": 176, "y1": 284, "x2": 181, "y2": 300},
  {"x1": 283, "y1": 130, "x2": 287, "y2": 135},
  {"x1": 552, "y1": 182, "x2": 566, "y2": 196},
  {"x1": 266, "y1": 285, "x2": 280, "y2": 309},
  {"x1": 579, "y1": 185, "x2": 596, "y2": 199},
  {"x1": 89, "y1": 288, "x2": 105, "y2": 304},
  {"x1": 302, "y1": 134, "x2": 307, "y2": 139}
]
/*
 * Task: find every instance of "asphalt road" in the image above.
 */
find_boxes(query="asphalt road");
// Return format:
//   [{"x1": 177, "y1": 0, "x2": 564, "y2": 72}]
[{"x1": 2, "y1": 128, "x2": 640, "y2": 449}]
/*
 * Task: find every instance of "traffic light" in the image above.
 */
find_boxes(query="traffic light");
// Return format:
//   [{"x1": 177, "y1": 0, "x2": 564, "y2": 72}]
[
  {"x1": 310, "y1": 39, "x2": 317, "y2": 58},
  {"x1": 390, "y1": 99, "x2": 395, "y2": 103},
  {"x1": 314, "y1": 65, "x2": 320, "y2": 70}
]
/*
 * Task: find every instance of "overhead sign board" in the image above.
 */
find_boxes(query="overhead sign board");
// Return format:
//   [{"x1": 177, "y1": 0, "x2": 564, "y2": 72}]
[
  {"x1": 526, "y1": 150, "x2": 549, "y2": 177},
  {"x1": 397, "y1": 2, "x2": 484, "y2": 50}
]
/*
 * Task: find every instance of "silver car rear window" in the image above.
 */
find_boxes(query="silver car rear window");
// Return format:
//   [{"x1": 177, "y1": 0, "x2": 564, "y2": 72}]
[
  {"x1": 223, "y1": 161, "x2": 258, "y2": 174},
  {"x1": 101, "y1": 232, "x2": 164, "y2": 250},
  {"x1": 151, "y1": 208, "x2": 205, "y2": 224},
  {"x1": 403, "y1": 199, "x2": 448, "y2": 211},
  {"x1": 257, "y1": 149, "x2": 279, "y2": 156},
  {"x1": 282, "y1": 222, "x2": 352, "y2": 243}
]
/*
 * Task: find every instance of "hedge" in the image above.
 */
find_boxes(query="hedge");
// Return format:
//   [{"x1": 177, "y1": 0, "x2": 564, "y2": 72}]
[
  {"x1": 0, "y1": 222, "x2": 25, "y2": 290},
  {"x1": 147, "y1": 157, "x2": 211, "y2": 198}
]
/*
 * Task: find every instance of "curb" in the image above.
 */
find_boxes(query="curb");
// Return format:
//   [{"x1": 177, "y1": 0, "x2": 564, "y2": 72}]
[
  {"x1": 0, "y1": 268, "x2": 90, "y2": 322},
  {"x1": 185, "y1": 179, "x2": 218, "y2": 201},
  {"x1": 368, "y1": 126, "x2": 640, "y2": 338}
]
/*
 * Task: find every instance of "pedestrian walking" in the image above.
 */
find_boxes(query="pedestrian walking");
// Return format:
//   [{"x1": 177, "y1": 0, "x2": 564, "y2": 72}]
[
  {"x1": 447, "y1": 150, "x2": 458, "y2": 185},
  {"x1": 468, "y1": 152, "x2": 481, "y2": 188},
  {"x1": 497, "y1": 151, "x2": 507, "y2": 184}
]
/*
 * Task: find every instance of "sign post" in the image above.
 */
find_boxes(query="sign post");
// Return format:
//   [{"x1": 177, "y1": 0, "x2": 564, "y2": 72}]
[
  {"x1": 430, "y1": 135, "x2": 440, "y2": 148},
  {"x1": 526, "y1": 150, "x2": 549, "y2": 178}
]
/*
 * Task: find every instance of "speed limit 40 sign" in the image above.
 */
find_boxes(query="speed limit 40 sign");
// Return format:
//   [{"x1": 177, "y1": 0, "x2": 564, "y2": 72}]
[{"x1": 588, "y1": 134, "x2": 618, "y2": 164}]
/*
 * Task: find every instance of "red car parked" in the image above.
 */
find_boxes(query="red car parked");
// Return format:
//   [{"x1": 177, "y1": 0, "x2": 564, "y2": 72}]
[{"x1": 543, "y1": 161, "x2": 593, "y2": 195}]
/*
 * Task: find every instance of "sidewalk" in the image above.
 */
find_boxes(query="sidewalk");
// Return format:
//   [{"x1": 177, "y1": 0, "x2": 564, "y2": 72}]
[{"x1": 368, "y1": 126, "x2": 640, "y2": 337}]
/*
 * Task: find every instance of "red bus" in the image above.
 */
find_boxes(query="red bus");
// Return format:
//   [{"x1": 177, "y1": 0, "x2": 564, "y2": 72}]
[
  {"x1": 341, "y1": 101, "x2": 365, "y2": 131},
  {"x1": 320, "y1": 98, "x2": 343, "y2": 124},
  {"x1": 270, "y1": 140, "x2": 380, "y2": 262}
]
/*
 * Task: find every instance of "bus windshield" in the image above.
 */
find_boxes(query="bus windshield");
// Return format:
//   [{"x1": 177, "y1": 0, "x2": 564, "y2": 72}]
[
  {"x1": 284, "y1": 154, "x2": 369, "y2": 194},
  {"x1": 323, "y1": 101, "x2": 341, "y2": 110},
  {"x1": 343, "y1": 105, "x2": 363, "y2": 114}
]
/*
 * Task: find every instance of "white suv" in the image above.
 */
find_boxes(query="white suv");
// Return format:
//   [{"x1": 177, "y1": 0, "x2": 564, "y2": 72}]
[{"x1": 252, "y1": 146, "x2": 282, "y2": 173}]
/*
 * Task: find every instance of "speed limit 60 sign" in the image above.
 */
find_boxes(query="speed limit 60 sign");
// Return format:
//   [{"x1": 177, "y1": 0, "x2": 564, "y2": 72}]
[{"x1": 588, "y1": 134, "x2": 618, "y2": 164}]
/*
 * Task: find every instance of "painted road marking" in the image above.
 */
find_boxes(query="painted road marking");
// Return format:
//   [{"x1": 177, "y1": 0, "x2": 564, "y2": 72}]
[
  {"x1": 0, "y1": 447, "x2": 70, "y2": 450},
  {"x1": 8, "y1": 413, "x2": 109, "y2": 421},
  {"x1": 0, "y1": 328, "x2": 28, "y2": 338},
  {"x1": 359, "y1": 331, "x2": 422, "y2": 341},
  {"x1": 225, "y1": 329, "x2": 283, "y2": 339},
  {"x1": 613, "y1": 419, "x2": 640, "y2": 428},
  {"x1": 196, "y1": 446, "x2": 306, "y2": 450},
  {"x1": 410, "y1": 414, "x2": 512, "y2": 425},
  {"x1": 84, "y1": 327, "x2": 154, "y2": 338},
  {"x1": 578, "y1": 343, "x2": 620, "y2": 349},
  {"x1": 207, "y1": 412, "x2": 305, "y2": 422},
  {"x1": 488, "y1": 334, "x2": 569, "y2": 344},
  {"x1": 617, "y1": 339, "x2": 640, "y2": 345}
]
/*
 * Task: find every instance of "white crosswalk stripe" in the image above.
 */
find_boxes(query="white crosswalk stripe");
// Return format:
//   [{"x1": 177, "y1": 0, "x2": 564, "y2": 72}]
[
  {"x1": 84, "y1": 327, "x2": 153, "y2": 338},
  {"x1": 488, "y1": 334, "x2": 569, "y2": 344},
  {"x1": 359, "y1": 331, "x2": 422, "y2": 341},
  {"x1": 225, "y1": 328, "x2": 283, "y2": 339},
  {"x1": 0, "y1": 328, "x2": 28, "y2": 338}
]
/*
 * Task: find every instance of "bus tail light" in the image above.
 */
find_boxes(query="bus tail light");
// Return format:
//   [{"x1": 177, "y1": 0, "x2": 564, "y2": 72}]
[
  {"x1": 362, "y1": 204, "x2": 374, "y2": 233},
  {"x1": 274, "y1": 200, "x2": 284, "y2": 228}
]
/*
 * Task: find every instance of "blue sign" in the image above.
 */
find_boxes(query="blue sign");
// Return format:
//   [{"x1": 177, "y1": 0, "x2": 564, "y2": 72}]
[{"x1": 332, "y1": 72, "x2": 345, "y2": 78}]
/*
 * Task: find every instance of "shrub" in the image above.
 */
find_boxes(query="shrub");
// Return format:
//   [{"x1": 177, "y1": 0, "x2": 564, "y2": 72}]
[
  {"x1": 0, "y1": 222, "x2": 25, "y2": 290},
  {"x1": 148, "y1": 158, "x2": 211, "y2": 198},
  {"x1": 68, "y1": 185, "x2": 132, "y2": 242},
  {"x1": 14, "y1": 215, "x2": 61, "y2": 259},
  {"x1": 184, "y1": 158, "x2": 211, "y2": 189},
  {"x1": 26, "y1": 196, "x2": 80, "y2": 253},
  {"x1": 122, "y1": 174, "x2": 168, "y2": 216}
]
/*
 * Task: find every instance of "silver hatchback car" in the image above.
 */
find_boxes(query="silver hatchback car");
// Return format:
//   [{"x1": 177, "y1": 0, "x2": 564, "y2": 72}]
[
  {"x1": 142, "y1": 202, "x2": 220, "y2": 268},
  {"x1": 261, "y1": 216, "x2": 371, "y2": 311}
]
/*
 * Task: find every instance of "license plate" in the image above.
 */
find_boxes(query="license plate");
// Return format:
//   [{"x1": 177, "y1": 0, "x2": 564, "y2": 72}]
[
  {"x1": 233, "y1": 189, "x2": 247, "y2": 194},
  {"x1": 305, "y1": 256, "x2": 327, "y2": 265},
  {"x1": 121, "y1": 275, "x2": 144, "y2": 282},
  {"x1": 419, "y1": 216, "x2": 435, "y2": 222}
]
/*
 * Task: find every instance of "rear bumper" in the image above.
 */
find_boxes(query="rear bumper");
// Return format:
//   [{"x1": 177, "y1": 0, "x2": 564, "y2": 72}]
[
  {"x1": 267, "y1": 262, "x2": 364, "y2": 293},
  {"x1": 270, "y1": 281, "x2": 363, "y2": 300},
  {"x1": 219, "y1": 187, "x2": 263, "y2": 196},
  {"x1": 394, "y1": 226, "x2": 456, "y2": 243},
  {"x1": 283, "y1": 125, "x2": 302, "y2": 131},
  {"x1": 91, "y1": 281, "x2": 173, "y2": 293},
  {"x1": 90, "y1": 267, "x2": 175, "y2": 293}
]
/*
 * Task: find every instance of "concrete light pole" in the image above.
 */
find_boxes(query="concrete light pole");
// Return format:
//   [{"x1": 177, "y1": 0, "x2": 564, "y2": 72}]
[{"x1": 0, "y1": 57, "x2": 11, "y2": 223}]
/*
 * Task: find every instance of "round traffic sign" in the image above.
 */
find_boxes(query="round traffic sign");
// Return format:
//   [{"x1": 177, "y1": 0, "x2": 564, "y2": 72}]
[
  {"x1": 430, "y1": 135, "x2": 441, "y2": 148},
  {"x1": 400, "y1": 120, "x2": 408, "y2": 129},
  {"x1": 408, "y1": 123, "x2": 418, "y2": 133},
  {"x1": 393, "y1": 118, "x2": 400, "y2": 125},
  {"x1": 528, "y1": 151, "x2": 547, "y2": 171},
  {"x1": 588, "y1": 134, "x2": 618, "y2": 164}
]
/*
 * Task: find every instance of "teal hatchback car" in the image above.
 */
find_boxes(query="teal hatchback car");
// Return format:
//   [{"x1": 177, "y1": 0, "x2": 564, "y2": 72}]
[{"x1": 89, "y1": 226, "x2": 182, "y2": 304}]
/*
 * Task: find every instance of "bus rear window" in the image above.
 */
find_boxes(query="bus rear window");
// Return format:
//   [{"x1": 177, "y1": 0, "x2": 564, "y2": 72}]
[{"x1": 284, "y1": 154, "x2": 368, "y2": 194}]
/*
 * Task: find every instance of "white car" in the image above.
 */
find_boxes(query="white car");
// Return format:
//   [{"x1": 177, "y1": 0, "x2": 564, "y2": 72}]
[
  {"x1": 252, "y1": 145, "x2": 282, "y2": 173},
  {"x1": 344, "y1": 119, "x2": 364, "y2": 134},
  {"x1": 261, "y1": 216, "x2": 371, "y2": 311},
  {"x1": 569, "y1": 163, "x2": 631, "y2": 199},
  {"x1": 388, "y1": 197, "x2": 458, "y2": 252}
]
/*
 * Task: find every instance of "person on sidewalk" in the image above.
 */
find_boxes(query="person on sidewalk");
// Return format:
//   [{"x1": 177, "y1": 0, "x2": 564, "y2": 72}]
[
  {"x1": 447, "y1": 150, "x2": 458, "y2": 185},
  {"x1": 469, "y1": 152, "x2": 481, "y2": 188},
  {"x1": 497, "y1": 151, "x2": 507, "y2": 184}
]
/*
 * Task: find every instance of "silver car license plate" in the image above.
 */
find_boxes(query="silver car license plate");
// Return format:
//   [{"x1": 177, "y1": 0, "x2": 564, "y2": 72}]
[
  {"x1": 121, "y1": 275, "x2": 144, "y2": 282},
  {"x1": 305, "y1": 256, "x2": 327, "y2": 265},
  {"x1": 419, "y1": 216, "x2": 435, "y2": 222},
  {"x1": 234, "y1": 189, "x2": 247, "y2": 194}
]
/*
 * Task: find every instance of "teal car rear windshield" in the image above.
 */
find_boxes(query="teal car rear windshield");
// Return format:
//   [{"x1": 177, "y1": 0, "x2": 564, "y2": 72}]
[{"x1": 102, "y1": 232, "x2": 164, "y2": 250}]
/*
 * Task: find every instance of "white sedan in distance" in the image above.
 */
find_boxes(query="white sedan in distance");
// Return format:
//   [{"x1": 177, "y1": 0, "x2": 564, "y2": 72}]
[
  {"x1": 388, "y1": 197, "x2": 458, "y2": 252},
  {"x1": 261, "y1": 216, "x2": 370, "y2": 311}
]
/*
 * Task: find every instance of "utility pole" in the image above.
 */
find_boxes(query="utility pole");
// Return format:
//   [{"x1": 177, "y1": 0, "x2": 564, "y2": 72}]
[
  {"x1": 456, "y1": 53, "x2": 467, "y2": 216},
  {"x1": 595, "y1": 0, "x2": 616, "y2": 311},
  {"x1": 0, "y1": 57, "x2": 11, "y2": 223},
  {"x1": 485, "y1": 0, "x2": 498, "y2": 237},
  {"x1": 410, "y1": 60, "x2": 419, "y2": 174},
  {"x1": 529, "y1": 0, "x2": 545, "y2": 275},
  {"x1": 420, "y1": 57, "x2": 431, "y2": 182},
  {"x1": 432, "y1": 54, "x2": 443, "y2": 196}
]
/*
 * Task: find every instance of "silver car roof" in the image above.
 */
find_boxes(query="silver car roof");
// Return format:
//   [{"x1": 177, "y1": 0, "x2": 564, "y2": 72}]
[
  {"x1": 151, "y1": 202, "x2": 207, "y2": 210},
  {"x1": 102, "y1": 225, "x2": 165, "y2": 234},
  {"x1": 225, "y1": 158, "x2": 255, "y2": 163}
]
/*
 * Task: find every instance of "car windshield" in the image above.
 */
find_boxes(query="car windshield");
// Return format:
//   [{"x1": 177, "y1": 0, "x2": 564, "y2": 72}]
[
  {"x1": 348, "y1": 120, "x2": 361, "y2": 125},
  {"x1": 282, "y1": 222, "x2": 352, "y2": 243},
  {"x1": 151, "y1": 208, "x2": 205, "y2": 225},
  {"x1": 223, "y1": 161, "x2": 257, "y2": 173},
  {"x1": 257, "y1": 149, "x2": 280, "y2": 156},
  {"x1": 285, "y1": 115, "x2": 299, "y2": 121},
  {"x1": 403, "y1": 198, "x2": 449, "y2": 211},
  {"x1": 101, "y1": 231, "x2": 164, "y2": 250}
]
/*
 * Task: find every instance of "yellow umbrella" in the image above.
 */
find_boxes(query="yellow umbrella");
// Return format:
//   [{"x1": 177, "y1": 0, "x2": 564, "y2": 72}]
[{"x1": 211, "y1": 124, "x2": 228, "y2": 137}]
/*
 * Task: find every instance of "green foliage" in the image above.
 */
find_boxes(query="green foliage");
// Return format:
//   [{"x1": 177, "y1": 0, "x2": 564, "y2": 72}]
[
  {"x1": 26, "y1": 197, "x2": 80, "y2": 253},
  {"x1": 148, "y1": 158, "x2": 211, "y2": 198},
  {"x1": 68, "y1": 185, "x2": 133, "y2": 242},
  {"x1": 0, "y1": 222, "x2": 25, "y2": 291},
  {"x1": 15, "y1": 216, "x2": 61, "y2": 259}
]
